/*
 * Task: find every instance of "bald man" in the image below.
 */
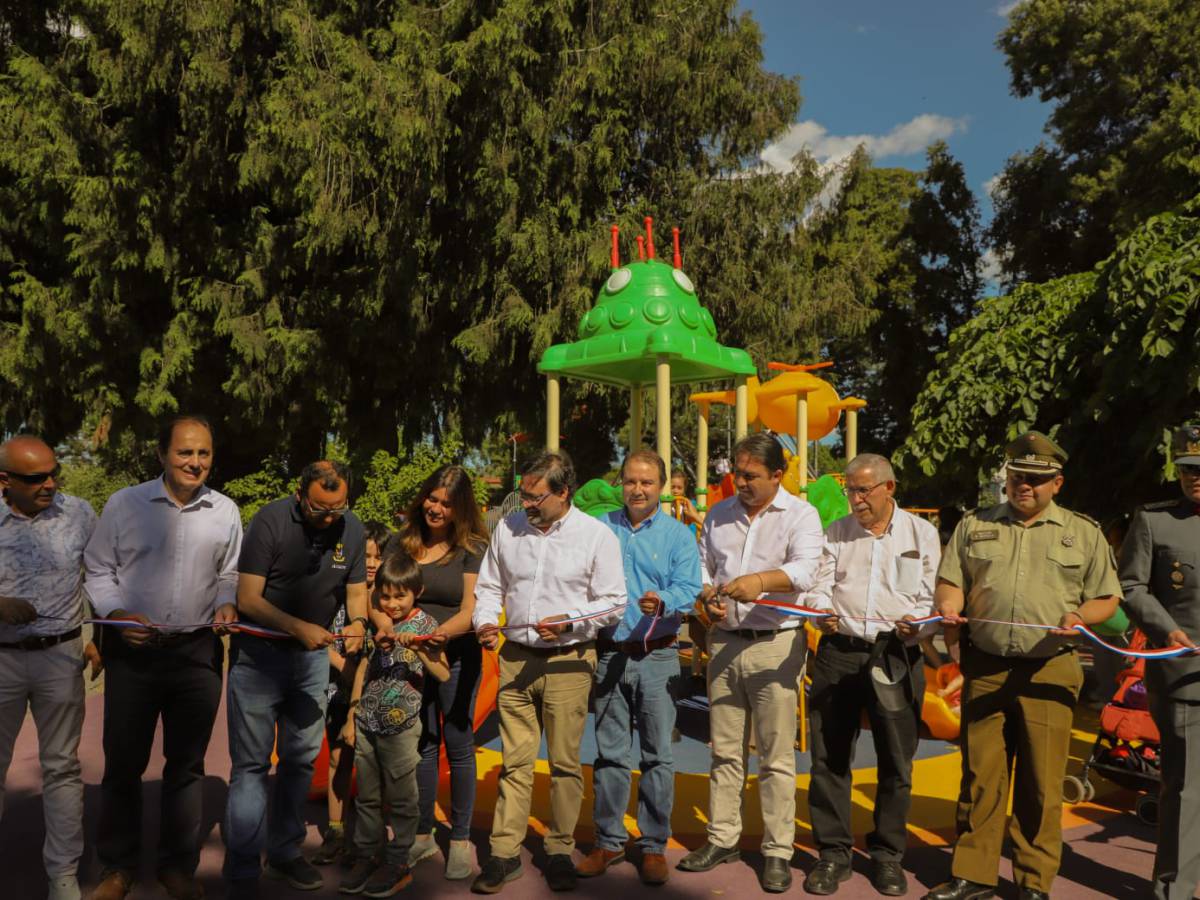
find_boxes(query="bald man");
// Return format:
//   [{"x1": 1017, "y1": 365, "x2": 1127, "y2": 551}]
[{"x1": 0, "y1": 435, "x2": 98, "y2": 900}]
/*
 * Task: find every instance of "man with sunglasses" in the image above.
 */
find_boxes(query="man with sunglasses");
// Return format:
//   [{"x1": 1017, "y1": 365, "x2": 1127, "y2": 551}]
[
  {"x1": 223, "y1": 460, "x2": 369, "y2": 899},
  {"x1": 1121, "y1": 423, "x2": 1200, "y2": 900},
  {"x1": 0, "y1": 436, "x2": 97, "y2": 900},
  {"x1": 923, "y1": 431, "x2": 1120, "y2": 900},
  {"x1": 803, "y1": 453, "x2": 940, "y2": 897},
  {"x1": 86, "y1": 415, "x2": 243, "y2": 900}
]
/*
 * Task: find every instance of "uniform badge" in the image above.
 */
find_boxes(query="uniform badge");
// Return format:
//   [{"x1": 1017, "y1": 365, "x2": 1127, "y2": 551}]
[
  {"x1": 332, "y1": 542, "x2": 346, "y2": 564},
  {"x1": 968, "y1": 529, "x2": 999, "y2": 543},
  {"x1": 1171, "y1": 570, "x2": 1186, "y2": 585},
  {"x1": 1061, "y1": 535, "x2": 1075, "y2": 548}
]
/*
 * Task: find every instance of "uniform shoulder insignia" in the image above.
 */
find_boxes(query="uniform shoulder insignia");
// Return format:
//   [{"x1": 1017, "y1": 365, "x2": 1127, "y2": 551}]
[
  {"x1": 1071, "y1": 510, "x2": 1101, "y2": 529},
  {"x1": 1141, "y1": 500, "x2": 1180, "y2": 511}
]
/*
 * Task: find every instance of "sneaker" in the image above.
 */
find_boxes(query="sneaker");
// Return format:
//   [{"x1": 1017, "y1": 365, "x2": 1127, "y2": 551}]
[
  {"x1": 545, "y1": 854, "x2": 577, "y2": 892},
  {"x1": 445, "y1": 840, "x2": 474, "y2": 880},
  {"x1": 340, "y1": 856, "x2": 379, "y2": 895},
  {"x1": 407, "y1": 833, "x2": 438, "y2": 867},
  {"x1": 47, "y1": 874, "x2": 81, "y2": 900},
  {"x1": 470, "y1": 856, "x2": 523, "y2": 894},
  {"x1": 265, "y1": 855, "x2": 324, "y2": 891},
  {"x1": 314, "y1": 827, "x2": 349, "y2": 865},
  {"x1": 363, "y1": 863, "x2": 414, "y2": 897}
]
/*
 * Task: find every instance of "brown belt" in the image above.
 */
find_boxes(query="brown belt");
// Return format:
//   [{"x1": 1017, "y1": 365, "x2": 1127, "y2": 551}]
[
  {"x1": 0, "y1": 626, "x2": 82, "y2": 651},
  {"x1": 516, "y1": 639, "x2": 597, "y2": 657},
  {"x1": 598, "y1": 635, "x2": 678, "y2": 655}
]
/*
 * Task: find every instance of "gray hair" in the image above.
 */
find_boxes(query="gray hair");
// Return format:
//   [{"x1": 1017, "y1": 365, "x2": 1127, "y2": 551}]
[{"x1": 845, "y1": 453, "x2": 896, "y2": 483}]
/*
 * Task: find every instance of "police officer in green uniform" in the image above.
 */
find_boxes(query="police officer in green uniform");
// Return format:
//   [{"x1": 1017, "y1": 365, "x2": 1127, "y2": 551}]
[
  {"x1": 922, "y1": 432, "x2": 1121, "y2": 900},
  {"x1": 1120, "y1": 422, "x2": 1200, "y2": 900}
]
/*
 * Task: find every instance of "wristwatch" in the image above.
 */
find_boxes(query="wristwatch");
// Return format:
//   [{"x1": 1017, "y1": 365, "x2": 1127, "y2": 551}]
[{"x1": 349, "y1": 616, "x2": 369, "y2": 630}]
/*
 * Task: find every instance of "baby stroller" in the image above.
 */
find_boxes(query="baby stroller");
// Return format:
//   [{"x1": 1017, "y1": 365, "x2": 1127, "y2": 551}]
[{"x1": 1063, "y1": 630, "x2": 1162, "y2": 824}]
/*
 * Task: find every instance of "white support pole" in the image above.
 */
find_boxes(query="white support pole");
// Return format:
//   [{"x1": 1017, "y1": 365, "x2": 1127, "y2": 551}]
[
  {"x1": 546, "y1": 374, "x2": 560, "y2": 451},
  {"x1": 696, "y1": 402, "x2": 710, "y2": 511},
  {"x1": 846, "y1": 408, "x2": 858, "y2": 461},
  {"x1": 797, "y1": 394, "x2": 809, "y2": 493}
]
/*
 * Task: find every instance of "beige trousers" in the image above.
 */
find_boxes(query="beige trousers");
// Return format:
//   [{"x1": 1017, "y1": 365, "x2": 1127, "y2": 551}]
[
  {"x1": 706, "y1": 628, "x2": 806, "y2": 858},
  {"x1": 489, "y1": 640, "x2": 597, "y2": 858}
]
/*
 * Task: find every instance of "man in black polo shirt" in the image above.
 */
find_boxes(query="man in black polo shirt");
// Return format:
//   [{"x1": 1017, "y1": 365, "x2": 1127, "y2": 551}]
[{"x1": 222, "y1": 461, "x2": 368, "y2": 899}]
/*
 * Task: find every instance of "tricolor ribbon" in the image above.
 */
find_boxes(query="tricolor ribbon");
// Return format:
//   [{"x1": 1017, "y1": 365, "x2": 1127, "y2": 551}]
[{"x1": 744, "y1": 599, "x2": 1199, "y2": 659}]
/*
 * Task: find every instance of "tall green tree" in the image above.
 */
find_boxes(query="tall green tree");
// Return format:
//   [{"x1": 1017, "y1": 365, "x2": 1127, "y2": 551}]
[{"x1": 989, "y1": 0, "x2": 1200, "y2": 284}]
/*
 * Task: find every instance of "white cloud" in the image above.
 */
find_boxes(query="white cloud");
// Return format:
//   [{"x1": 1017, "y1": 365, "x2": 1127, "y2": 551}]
[
  {"x1": 979, "y1": 247, "x2": 1007, "y2": 286},
  {"x1": 759, "y1": 114, "x2": 969, "y2": 174},
  {"x1": 995, "y1": 1, "x2": 1023, "y2": 16},
  {"x1": 983, "y1": 173, "x2": 1005, "y2": 203}
]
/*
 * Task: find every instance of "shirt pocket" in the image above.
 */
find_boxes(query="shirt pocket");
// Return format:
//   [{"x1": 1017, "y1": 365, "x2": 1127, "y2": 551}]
[
  {"x1": 1046, "y1": 543, "x2": 1086, "y2": 593},
  {"x1": 1153, "y1": 548, "x2": 1198, "y2": 598},
  {"x1": 894, "y1": 554, "x2": 922, "y2": 595}
]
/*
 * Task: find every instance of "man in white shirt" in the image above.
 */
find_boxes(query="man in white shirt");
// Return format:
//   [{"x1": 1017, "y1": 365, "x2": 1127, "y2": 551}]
[
  {"x1": 678, "y1": 433, "x2": 824, "y2": 893},
  {"x1": 471, "y1": 450, "x2": 626, "y2": 895},
  {"x1": 86, "y1": 415, "x2": 242, "y2": 900},
  {"x1": 803, "y1": 453, "x2": 940, "y2": 897},
  {"x1": 0, "y1": 435, "x2": 98, "y2": 900}
]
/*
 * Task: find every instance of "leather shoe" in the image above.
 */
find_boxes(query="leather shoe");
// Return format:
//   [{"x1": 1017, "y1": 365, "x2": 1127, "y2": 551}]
[
  {"x1": 1018, "y1": 891, "x2": 1048, "y2": 900},
  {"x1": 760, "y1": 857, "x2": 792, "y2": 893},
  {"x1": 871, "y1": 861, "x2": 907, "y2": 896},
  {"x1": 91, "y1": 870, "x2": 134, "y2": 900},
  {"x1": 922, "y1": 877, "x2": 996, "y2": 900},
  {"x1": 804, "y1": 859, "x2": 852, "y2": 895},
  {"x1": 576, "y1": 847, "x2": 625, "y2": 877},
  {"x1": 640, "y1": 853, "x2": 669, "y2": 885},
  {"x1": 158, "y1": 868, "x2": 204, "y2": 900},
  {"x1": 677, "y1": 842, "x2": 740, "y2": 872}
]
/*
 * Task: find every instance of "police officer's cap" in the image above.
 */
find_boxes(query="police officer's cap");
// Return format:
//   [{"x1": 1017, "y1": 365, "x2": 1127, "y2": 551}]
[
  {"x1": 1004, "y1": 431, "x2": 1067, "y2": 474},
  {"x1": 1173, "y1": 422, "x2": 1200, "y2": 466}
]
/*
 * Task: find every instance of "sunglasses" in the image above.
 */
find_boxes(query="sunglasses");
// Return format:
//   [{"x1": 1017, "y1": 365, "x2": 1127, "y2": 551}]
[
  {"x1": 3, "y1": 465, "x2": 61, "y2": 486},
  {"x1": 1179, "y1": 464, "x2": 1200, "y2": 477},
  {"x1": 301, "y1": 496, "x2": 349, "y2": 519},
  {"x1": 1008, "y1": 470, "x2": 1057, "y2": 486}
]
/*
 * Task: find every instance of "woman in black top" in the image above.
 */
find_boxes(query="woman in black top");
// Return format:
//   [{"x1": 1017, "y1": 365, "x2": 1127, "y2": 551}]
[{"x1": 395, "y1": 465, "x2": 489, "y2": 880}]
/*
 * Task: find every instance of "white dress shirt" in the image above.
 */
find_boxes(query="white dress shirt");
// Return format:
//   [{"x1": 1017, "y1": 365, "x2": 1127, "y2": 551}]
[
  {"x1": 807, "y1": 502, "x2": 940, "y2": 641},
  {"x1": 84, "y1": 477, "x2": 242, "y2": 627},
  {"x1": 0, "y1": 492, "x2": 97, "y2": 639},
  {"x1": 472, "y1": 504, "x2": 626, "y2": 647},
  {"x1": 700, "y1": 486, "x2": 824, "y2": 630}
]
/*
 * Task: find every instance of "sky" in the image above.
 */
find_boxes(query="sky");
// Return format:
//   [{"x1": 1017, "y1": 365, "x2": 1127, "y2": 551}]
[{"x1": 740, "y1": 0, "x2": 1050, "y2": 220}]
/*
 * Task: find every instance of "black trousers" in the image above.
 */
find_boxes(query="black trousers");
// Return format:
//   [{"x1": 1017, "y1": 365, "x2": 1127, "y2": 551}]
[
  {"x1": 97, "y1": 630, "x2": 223, "y2": 875},
  {"x1": 807, "y1": 635, "x2": 924, "y2": 864}
]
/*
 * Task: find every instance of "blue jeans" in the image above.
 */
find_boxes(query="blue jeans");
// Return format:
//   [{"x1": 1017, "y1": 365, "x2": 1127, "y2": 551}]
[
  {"x1": 416, "y1": 636, "x2": 481, "y2": 840},
  {"x1": 222, "y1": 635, "x2": 329, "y2": 882},
  {"x1": 591, "y1": 647, "x2": 677, "y2": 854}
]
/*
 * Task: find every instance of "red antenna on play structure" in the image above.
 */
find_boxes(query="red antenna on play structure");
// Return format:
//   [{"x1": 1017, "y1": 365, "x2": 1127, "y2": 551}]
[
  {"x1": 644, "y1": 216, "x2": 656, "y2": 260},
  {"x1": 672, "y1": 227, "x2": 682, "y2": 269},
  {"x1": 636, "y1": 235, "x2": 645, "y2": 261},
  {"x1": 610, "y1": 225, "x2": 620, "y2": 269}
]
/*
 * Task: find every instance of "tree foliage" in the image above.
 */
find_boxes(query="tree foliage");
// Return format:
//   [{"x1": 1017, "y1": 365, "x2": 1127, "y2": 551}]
[
  {"x1": 898, "y1": 196, "x2": 1200, "y2": 517},
  {"x1": 990, "y1": 0, "x2": 1200, "y2": 283}
]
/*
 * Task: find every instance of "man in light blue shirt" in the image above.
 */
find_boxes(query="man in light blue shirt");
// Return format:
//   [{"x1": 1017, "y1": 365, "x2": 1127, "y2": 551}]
[{"x1": 577, "y1": 450, "x2": 702, "y2": 886}]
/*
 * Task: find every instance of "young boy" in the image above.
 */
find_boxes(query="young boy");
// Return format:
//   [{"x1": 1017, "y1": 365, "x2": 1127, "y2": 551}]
[{"x1": 339, "y1": 552, "x2": 449, "y2": 897}]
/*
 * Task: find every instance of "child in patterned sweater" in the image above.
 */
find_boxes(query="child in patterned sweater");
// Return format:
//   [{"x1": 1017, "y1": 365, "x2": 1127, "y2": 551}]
[{"x1": 339, "y1": 551, "x2": 449, "y2": 897}]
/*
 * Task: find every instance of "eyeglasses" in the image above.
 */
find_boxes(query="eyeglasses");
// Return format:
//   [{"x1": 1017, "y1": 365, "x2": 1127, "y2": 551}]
[
  {"x1": 842, "y1": 482, "x2": 884, "y2": 498},
  {"x1": 519, "y1": 490, "x2": 552, "y2": 507},
  {"x1": 3, "y1": 465, "x2": 61, "y2": 486},
  {"x1": 1179, "y1": 464, "x2": 1200, "y2": 478},
  {"x1": 301, "y1": 496, "x2": 349, "y2": 519},
  {"x1": 1008, "y1": 470, "x2": 1057, "y2": 486}
]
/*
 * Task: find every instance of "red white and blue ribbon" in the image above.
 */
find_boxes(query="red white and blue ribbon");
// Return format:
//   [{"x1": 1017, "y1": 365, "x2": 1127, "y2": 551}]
[{"x1": 744, "y1": 599, "x2": 1200, "y2": 659}]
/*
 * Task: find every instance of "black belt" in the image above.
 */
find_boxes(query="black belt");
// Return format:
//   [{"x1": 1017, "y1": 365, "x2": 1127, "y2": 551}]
[
  {"x1": 721, "y1": 627, "x2": 784, "y2": 640},
  {"x1": 598, "y1": 635, "x2": 678, "y2": 655},
  {"x1": 516, "y1": 639, "x2": 596, "y2": 657},
  {"x1": 825, "y1": 632, "x2": 883, "y2": 652},
  {"x1": 0, "y1": 626, "x2": 82, "y2": 651}
]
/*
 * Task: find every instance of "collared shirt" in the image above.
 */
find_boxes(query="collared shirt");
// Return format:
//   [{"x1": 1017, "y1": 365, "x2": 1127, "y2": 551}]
[
  {"x1": 472, "y1": 505, "x2": 626, "y2": 647},
  {"x1": 938, "y1": 500, "x2": 1121, "y2": 657},
  {"x1": 807, "y1": 502, "x2": 941, "y2": 642},
  {"x1": 601, "y1": 506, "x2": 703, "y2": 643},
  {"x1": 237, "y1": 497, "x2": 366, "y2": 628},
  {"x1": 85, "y1": 477, "x2": 243, "y2": 626},
  {"x1": 0, "y1": 492, "x2": 96, "y2": 639},
  {"x1": 700, "y1": 486, "x2": 824, "y2": 631}
]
